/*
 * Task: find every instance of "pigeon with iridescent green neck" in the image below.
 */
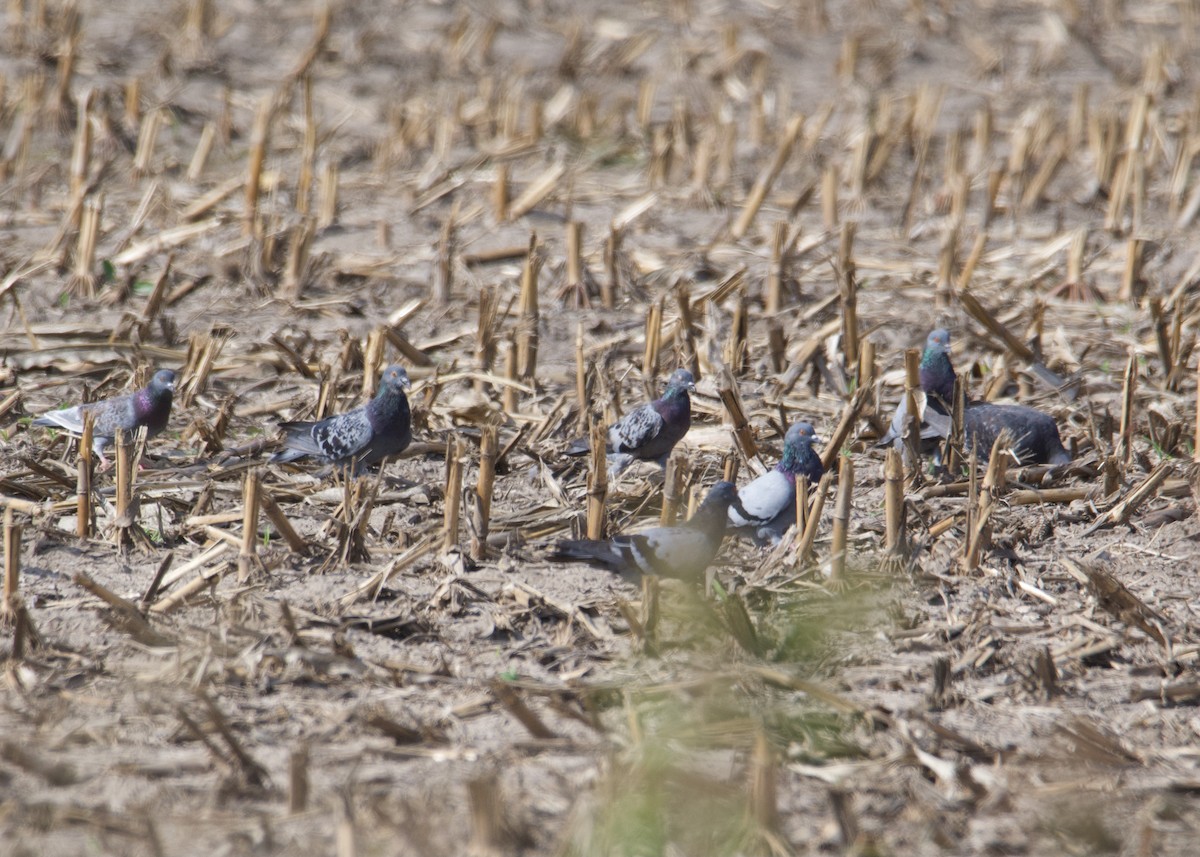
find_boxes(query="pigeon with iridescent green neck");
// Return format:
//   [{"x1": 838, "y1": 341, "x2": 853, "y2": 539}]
[
  {"x1": 33, "y1": 369, "x2": 176, "y2": 466},
  {"x1": 879, "y1": 329, "x2": 1070, "y2": 466},
  {"x1": 565, "y1": 368, "x2": 696, "y2": 477},
  {"x1": 729, "y1": 422, "x2": 824, "y2": 545},
  {"x1": 270, "y1": 365, "x2": 412, "y2": 475}
]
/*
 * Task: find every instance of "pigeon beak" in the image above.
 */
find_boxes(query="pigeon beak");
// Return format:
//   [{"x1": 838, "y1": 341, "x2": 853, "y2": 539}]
[{"x1": 686, "y1": 381, "x2": 697, "y2": 393}]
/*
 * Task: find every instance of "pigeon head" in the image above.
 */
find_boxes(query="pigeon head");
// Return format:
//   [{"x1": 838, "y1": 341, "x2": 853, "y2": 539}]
[
  {"x1": 150, "y1": 369, "x2": 177, "y2": 394},
  {"x1": 379, "y1": 365, "x2": 412, "y2": 394},
  {"x1": 663, "y1": 368, "x2": 696, "y2": 398},
  {"x1": 920, "y1": 328, "x2": 956, "y2": 406},
  {"x1": 785, "y1": 421, "x2": 819, "y2": 447}
]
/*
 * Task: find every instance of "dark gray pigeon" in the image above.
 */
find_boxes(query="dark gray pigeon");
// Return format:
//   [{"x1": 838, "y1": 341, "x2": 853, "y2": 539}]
[
  {"x1": 33, "y1": 368, "x2": 176, "y2": 466},
  {"x1": 270, "y1": 365, "x2": 412, "y2": 475},
  {"x1": 550, "y1": 480, "x2": 746, "y2": 580},
  {"x1": 729, "y1": 422, "x2": 824, "y2": 545},
  {"x1": 879, "y1": 329, "x2": 1070, "y2": 466},
  {"x1": 566, "y1": 368, "x2": 695, "y2": 477}
]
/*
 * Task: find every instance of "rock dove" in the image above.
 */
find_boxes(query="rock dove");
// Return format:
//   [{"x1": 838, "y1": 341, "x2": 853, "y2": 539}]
[
  {"x1": 879, "y1": 329, "x2": 1070, "y2": 466},
  {"x1": 877, "y1": 329, "x2": 955, "y2": 452},
  {"x1": 566, "y1": 368, "x2": 695, "y2": 477},
  {"x1": 33, "y1": 368, "x2": 176, "y2": 466},
  {"x1": 550, "y1": 480, "x2": 746, "y2": 580},
  {"x1": 729, "y1": 422, "x2": 824, "y2": 545},
  {"x1": 270, "y1": 365, "x2": 412, "y2": 475}
]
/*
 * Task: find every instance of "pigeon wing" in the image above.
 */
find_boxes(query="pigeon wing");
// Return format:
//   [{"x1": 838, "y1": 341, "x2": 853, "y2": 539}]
[
  {"x1": 608, "y1": 404, "x2": 664, "y2": 455},
  {"x1": 280, "y1": 407, "x2": 373, "y2": 463},
  {"x1": 616, "y1": 527, "x2": 715, "y2": 578}
]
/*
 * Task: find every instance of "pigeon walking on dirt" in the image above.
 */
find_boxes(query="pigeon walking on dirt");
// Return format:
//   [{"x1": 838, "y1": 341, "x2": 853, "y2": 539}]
[
  {"x1": 549, "y1": 481, "x2": 746, "y2": 580},
  {"x1": 728, "y1": 422, "x2": 824, "y2": 545},
  {"x1": 565, "y1": 368, "x2": 695, "y2": 477},
  {"x1": 879, "y1": 329, "x2": 1070, "y2": 466},
  {"x1": 270, "y1": 365, "x2": 412, "y2": 475},
  {"x1": 33, "y1": 368, "x2": 177, "y2": 466}
]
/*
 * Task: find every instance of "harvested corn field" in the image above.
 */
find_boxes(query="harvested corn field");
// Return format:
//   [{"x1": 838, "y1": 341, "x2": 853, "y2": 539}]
[{"x1": 3, "y1": 1, "x2": 1200, "y2": 854}]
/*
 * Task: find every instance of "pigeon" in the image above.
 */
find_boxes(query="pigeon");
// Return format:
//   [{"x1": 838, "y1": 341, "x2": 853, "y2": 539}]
[
  {"x1": 728, "y1": 422, "x2": 824, "y2": 545},
  {"x1": 33, "y1": 368, "x2": 176, "y2": 466},
  {"x1": 879, "y1": 329, "x2": 1070, "y2": 466},
  {"x1": 566, "y1": 368, "x2": 695, "y2": 477},
  {"x1": 270, "y1": 365, "x2": 412, "y2": 475},
  {"x1": 549, "y1": 480, "x2": 746, "y2": 580},
  {"x1": 876, "y1": 329, "x2": 955, "y2": 452}
]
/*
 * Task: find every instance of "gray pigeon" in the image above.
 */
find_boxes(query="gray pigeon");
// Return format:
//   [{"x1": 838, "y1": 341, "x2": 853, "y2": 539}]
[
  {"x1": 550, "y1": 480, "x2": 746, "y2": 580},
  {"x1": 729, "y1": 422, "x2": 824, "y2": 545},
  {"x1": 877, "y1": 329, "x2": 955, "y2": 452},
  {"x1": 566, "y1": 368, "x2": 695, "y2": 477},
  {"x1": 270, "y1": 365, "x2": 412, "y2": 475},
  {"x1": 33, "y1": 368, "x2": 176, "y2": 466},
  {"x1": 879, "y1": 329, "x2": 1070, "y2": 466}
]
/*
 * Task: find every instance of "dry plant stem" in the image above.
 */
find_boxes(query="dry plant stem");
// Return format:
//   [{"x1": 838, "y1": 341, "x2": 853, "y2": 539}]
[
  {"x1": 442, "y1": 437, "x2": 463, "y2": 553},
  {"x1": 730, "y1": 114, "x2": 804, "y2": 239},
  {"x1": 718, "y1": 376, "x2": 759, "y2": 462},
  {"x1": 289, "y1": 744, "x2": 309, "y2": 814},
  {"x1": 829, "y1": 457, "x2": 854, "y2": 580},
  {"x1": 857, "y1": 337, "x2": 875, "y2": 392},
  {"x1": 903, "y1": 348, "x2": 922, "y2": 474},
  {"x1": 243, "y1": 96, "x2": 273, "y2": 237},
  {"x1": 186, "y1": 121, "x2": 216, "y2": 181},
  {"x1": 674, "y1": 281, "x2": 700, "y2": 378},
  {"x1": 586, "y1": 419, "x2": 608, "y2": 540},
  {"x1": 820, "y1": 387, "x2": 869, "y2": 473},
  {"x1": 433, "y1": 209, "x2": 456, "y2": 305},
  {"x1": 1119, "y1": 351, "x2": 1137, "y2": 464},
  {"x1": 793, "y1": 475, "x2": 810, "y2": 537},
  {"x1": 766, "y1": 220, "x2": 788, "y2": 314},
  {"x1": 114, "y1": 428, "x2": 133, "y2": 551},
  {"x1": 238, "y1": 469, "x2": 261, "y2": 582},
  {"x1": 467, "y1": 775, "x2": 510, "y2": 856},
  {"x1": 965, "y1": 431, "x2": 1010, "y2": 572},
  {"x1": 132, "y1": 108, "x2": 162, "y2": 178},
  {"x1": 838, "y1": 221, "x2": 858, "y2": 367},
  {"x1": 1089, "y1": 461, "x2": 1174, "y2": 532},
  {"x1": 659, "y1": 453, "x2": 685, "y2": 527},
  {"x1": 602, "y1": 223, "x2": 619, "y2": 308},
  {"x1": 493, "y1": 162, "x2": 508, "y2": 220},
  {"x1": 748, "y1": 730, "x2": 781, "y2": 836},
  {"x1": 140, "y1": 552, "x2": 174, "y2": 607},
  {"x1": 566, "y1": 220, "x2": 583, "y2": 293},
  {"x1": 3, "y1": 507, "x2": 18, "y2": 621},
  {"x1": 68, "y1": 88, "x2": 92, "y2": 204},
  {"x1": 516, "y1": 233, "x2": 540, "y2": 380},
  {"x1": 642, "y1": 297, "x2": 663, "y2": 380},
  {"x1": 317, "y1": 160, "x2": 338, "y2": 228},
  {"x1": 68, "y1": 194, "x2": 102, "y2": 296},
  {"x1": 470, "y1": 427, "x2": 498, "y2": 562},
  {"x1": 955, "y1": 288, "x2": 1036, "y2": 363},
  {"x1": 574, "y1": 322, "x2": 587, "y2": 432},
  {"x1": 795, "y1": 471, "x2": 833, "y2": 564},
  {"x1": 501, "y1": 338, "x2": 518, "y2": 415},
  {"x1": 883, "y1": 447, "x2": 905, "y2": 556},
  {"x1": 77, "y1": 410, "x2": 94, "y2": 539}
]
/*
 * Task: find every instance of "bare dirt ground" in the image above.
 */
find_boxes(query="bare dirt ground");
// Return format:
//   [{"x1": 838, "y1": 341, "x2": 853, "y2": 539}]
[{"x1": 3, "y1": 0, "x2": 1200, "y2": 854}]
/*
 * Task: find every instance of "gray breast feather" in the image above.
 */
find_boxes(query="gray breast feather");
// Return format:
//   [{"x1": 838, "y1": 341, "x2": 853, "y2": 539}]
[{"x1": 730, "y1": 471, "x2": 794, "y2": 528}]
